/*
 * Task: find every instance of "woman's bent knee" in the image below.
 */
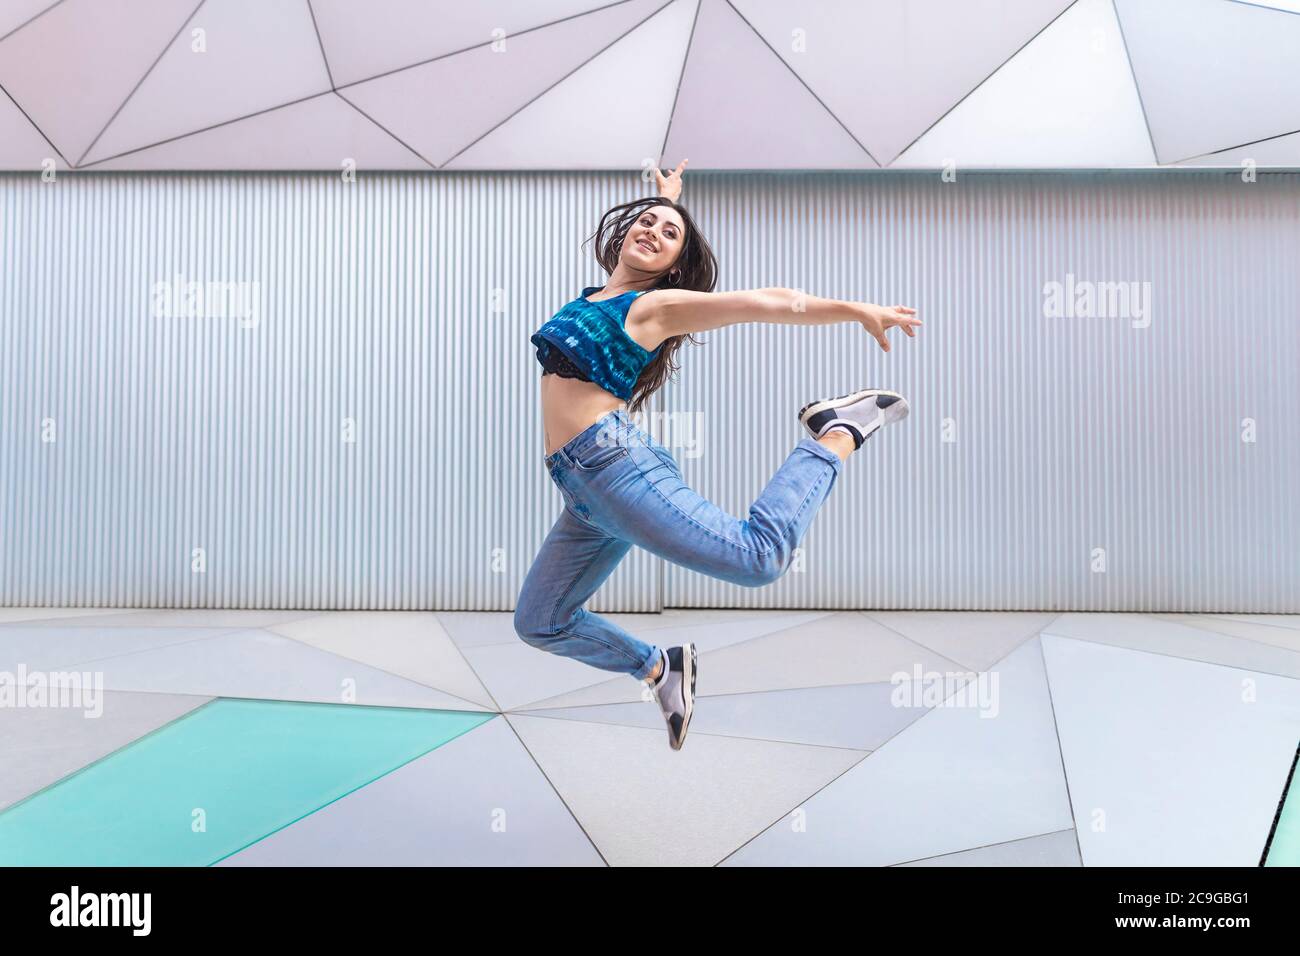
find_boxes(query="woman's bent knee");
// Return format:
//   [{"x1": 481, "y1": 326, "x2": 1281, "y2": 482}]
[{"x1": 513, "y1": 603, "x2": 555, "y2": 647}]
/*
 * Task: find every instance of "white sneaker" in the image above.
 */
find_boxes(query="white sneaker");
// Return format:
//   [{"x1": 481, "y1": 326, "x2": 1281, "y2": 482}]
[
  {"x1": 650, "y1": 644, "x2": 696, "y2": 751},
  {"x1": 798, "y1": 388, "x2": 909, "y2": 448}
]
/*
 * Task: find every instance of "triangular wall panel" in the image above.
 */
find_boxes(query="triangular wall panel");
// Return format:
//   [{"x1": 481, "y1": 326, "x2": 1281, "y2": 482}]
[
  {"x1": 1114, "y1": 0, "x2": 1300, "y2": 162},
  {"x1": 446, "y1": 0, "x2": 698, "y2": 169},
  {"x1": 313, "y1": 0, "x2": 617, "y2": 87},
  {"x1": 81, "y1": 0, "x2": 332, "y2": 165},
  {"x1": 733, "y1": 0, "x2": 1076, "y2": 165},
  {"x1": 893, "y1": 0, "x2": 1155, "y2": 168},
  {"x1": 343, "y1": 0, "x2": 669, "y2": 168},
  {"x1": 0, "y1": 0, "x2": 198, "y2": 162},
  {"x1": 662, "y1": 0, "x2": 874, "y2": 169},
  {"x1": 84, "y1": 93, "x2": 431, "y2": 170}
]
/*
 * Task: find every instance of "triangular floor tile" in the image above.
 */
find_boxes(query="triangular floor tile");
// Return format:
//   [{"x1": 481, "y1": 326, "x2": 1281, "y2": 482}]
[
  {"x1": 11, "y1": 608, "x2": 322, "y2": 629},
  {"x1": 0, "y1": 699, "x2": 491, "y2": 865},
  {"x1": 84, "y1": 628, "x2": 492, "y2": 711},
  {"x1": 0, "y1": 689, "x2": 212, "y2": 812},
  {"x1": 1041, "y1": 633, "x2": 1300, "y2": 865},
  {"x1": 1154, "y1": 614, "x2": 1300, "y2": 654},
  {"x1": 0, "y1": 624, "x2": 241, "y2": 672},
  {"x1": 863, "y1": 611, "x2": 1060, "y2": 670},
  {"x1": 0, "y1": 607, "x2": 136, "y2": 625},
  {"x1": 1042, "y1": 613, "x2": 1300, "y2": 679},
  {"x1": 507, "y1": 712, "x2": 862, "y2": 866},
  {"x1": 217, "y1": 716, "x2": 602, "y2": 866},
  {"x1": 896, "y1": 828, "x2": 1081, "y2": 867},
  {"x1": 523, "y1": 677, "x2": 965, "y2": 750},
  {"x1": 267, "y1": 611, "x2": 495, "y2": 710},
  {"x1": 722, "y1": 638, "x2": 1073, "y2": 866}
]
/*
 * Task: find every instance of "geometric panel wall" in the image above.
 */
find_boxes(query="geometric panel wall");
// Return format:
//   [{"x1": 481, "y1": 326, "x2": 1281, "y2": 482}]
[{"x1": 1, "y1": 0, "x2": 1298, "y2": 171}]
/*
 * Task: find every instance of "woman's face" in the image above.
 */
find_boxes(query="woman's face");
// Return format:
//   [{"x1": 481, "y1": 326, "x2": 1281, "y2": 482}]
[{"x1": 621, "y1": 205, "x2": 686, "y2": 276}]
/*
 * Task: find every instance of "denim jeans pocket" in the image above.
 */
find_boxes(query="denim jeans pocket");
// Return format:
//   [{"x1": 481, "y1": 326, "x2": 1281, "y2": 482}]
[{"x1": 568, "y1": 442, "x2": 629, "y2": 472}]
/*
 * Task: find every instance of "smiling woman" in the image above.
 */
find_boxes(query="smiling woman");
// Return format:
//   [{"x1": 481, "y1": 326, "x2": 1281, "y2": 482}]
[{"x1": 518, "y1": 162, "x2": 921, "y2": 751}]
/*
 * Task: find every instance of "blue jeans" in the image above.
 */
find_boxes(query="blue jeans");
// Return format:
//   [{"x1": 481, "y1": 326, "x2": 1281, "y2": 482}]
[{"x1": 513, "y1": 409, "x2": 844, "y2": 680}]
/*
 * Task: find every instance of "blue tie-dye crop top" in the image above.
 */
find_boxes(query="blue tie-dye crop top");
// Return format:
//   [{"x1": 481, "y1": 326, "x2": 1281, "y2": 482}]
[{"x1": 531, "y1": 286, "x2": 662, "y2": 401}]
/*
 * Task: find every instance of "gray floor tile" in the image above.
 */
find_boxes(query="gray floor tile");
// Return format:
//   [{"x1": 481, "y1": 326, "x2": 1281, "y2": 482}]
[
  {"x1": 896, "y1": 829, "x2": 1081, "y2": 866},
  {"x1": 1041, "y1": 633, "x2": 1300, "y2": 866},
  {"x1": 865, "y1": 611, "x2": 1060, "y2": 671},
  {"x1": 697, "y1": 612, "x2": 968, "y2": 697},
  {"x1": 1043, "y1": 612, "x2": 1300, "y2": 678},
  {"x1": 722, "y1": 638, "x2": 1073, "y2": 866},
  {"x1": 268, "y1": 611, "x2": 494, "y2": 709},
  {"x1": 84, "y1": 628, "x2": 491, "y2": 711},
  {"x1": 216, "y1": 717, "x2": 603, "y2": 866},
  {"x1": 525, "y1": 678, "x2": 966, "y2": 751},
  {"x1": 507, "y1": 713, "x2": 863, "y2": 866},
  {"x1": 10, "y1": 608, "x2": 325, "y2": 629},
  {"x1": 0, "y1": 625, "x2": 238, "y2": 672},
  {"x1": 1156, "y1": 614, "x2": 1300, "y2": 654}
]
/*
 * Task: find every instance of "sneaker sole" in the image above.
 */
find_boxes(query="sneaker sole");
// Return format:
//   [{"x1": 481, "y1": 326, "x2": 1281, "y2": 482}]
[
  {"x1": 672, "y1": 644, "x2": 697, "y2": 751},
  {"x1": 797, "y1": 388, "x2": 906, "y2": 424}
]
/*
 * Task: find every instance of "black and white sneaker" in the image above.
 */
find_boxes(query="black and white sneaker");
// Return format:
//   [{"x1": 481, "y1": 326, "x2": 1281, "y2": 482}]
[
  {"x1": 650, "y1": 644, "x2": 696, "y2": 751},
  {"x1": 798, "y1": 388, "x2": 909, "y2": 448}
]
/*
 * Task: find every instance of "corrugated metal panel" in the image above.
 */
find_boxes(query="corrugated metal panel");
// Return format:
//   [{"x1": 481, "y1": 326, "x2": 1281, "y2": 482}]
[
  {"x1": 664, "y1": 172, "x2": 1300, "y2": 610},
  {"x1": 0, "y1": 172, "x2": 661, "y2": 611},
  {"x1": 1, "y1": 171, "x2": 1297, "y2": 611}
]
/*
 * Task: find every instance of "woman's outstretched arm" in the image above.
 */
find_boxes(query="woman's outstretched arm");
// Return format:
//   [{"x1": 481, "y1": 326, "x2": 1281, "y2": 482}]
[{"x1": 631, "y1": 287, "x2": 922, "y2": 353}]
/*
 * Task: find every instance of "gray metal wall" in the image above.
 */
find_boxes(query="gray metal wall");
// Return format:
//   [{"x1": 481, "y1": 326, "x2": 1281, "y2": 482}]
[{"x1": 1, "y1": 171, "x2": 1296, "y2": 611}]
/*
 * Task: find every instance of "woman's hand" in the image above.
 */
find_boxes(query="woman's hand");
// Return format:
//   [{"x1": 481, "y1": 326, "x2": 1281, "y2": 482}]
[
  {"x1": 655, "y1": 159, "x2": 688, "y2": 202},
  {"x1": 859, "y1": 303, "x2": 921, "y2": 352}
]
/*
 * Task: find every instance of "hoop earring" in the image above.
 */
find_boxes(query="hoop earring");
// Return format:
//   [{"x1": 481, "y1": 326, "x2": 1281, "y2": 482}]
[{"x1": 668, "y1": 268, "x2": 681, "y2": 285}]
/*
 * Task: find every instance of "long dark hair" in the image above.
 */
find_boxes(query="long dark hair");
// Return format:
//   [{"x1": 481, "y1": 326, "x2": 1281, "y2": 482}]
[{"x1": 585, "y1": 197, "x2": 718, "y2": 414}]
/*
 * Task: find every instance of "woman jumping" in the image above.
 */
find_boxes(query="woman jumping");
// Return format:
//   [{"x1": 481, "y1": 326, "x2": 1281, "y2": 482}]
[{"x1": 514, "y1": 162, "x2": 921, "y2": 750}]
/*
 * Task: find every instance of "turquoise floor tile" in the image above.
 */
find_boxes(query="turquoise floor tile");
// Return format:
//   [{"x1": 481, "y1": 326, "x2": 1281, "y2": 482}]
[
  {"x1": 1263, "y1": 746, "x2": 1300, "y2": 866},
  {"x1": 0, "y1": 698, "x2": 494, "y2": 866}
]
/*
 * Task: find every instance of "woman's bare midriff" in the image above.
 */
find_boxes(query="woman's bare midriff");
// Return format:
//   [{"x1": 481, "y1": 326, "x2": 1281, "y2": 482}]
[
  {"x1": 541, "y1": 374, "x2": 627, "y2": 457},
  {"x1": 539, "y1": 295, "x2": 662, "y2": 456}
]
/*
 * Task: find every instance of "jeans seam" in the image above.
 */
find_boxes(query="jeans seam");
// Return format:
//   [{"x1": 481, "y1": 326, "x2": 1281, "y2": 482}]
[
  {"x1": 545, "y1": 535, "x2": 643, "y2": 670},
  {"x1": 554, "y1": 609, "x2": 645, "y2": 670},
  {"x1": 634, "y1": 452, "x2": 835, "y2": 558}
]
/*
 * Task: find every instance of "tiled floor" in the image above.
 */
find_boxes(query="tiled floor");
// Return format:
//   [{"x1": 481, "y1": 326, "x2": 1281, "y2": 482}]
[{"x1": 1, "y1": 607, "x2": 1297, "y2": 867}]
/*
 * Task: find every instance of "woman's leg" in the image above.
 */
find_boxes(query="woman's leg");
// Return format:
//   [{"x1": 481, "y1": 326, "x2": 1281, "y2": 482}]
[
  {"x1": 514, "y1": 505, "x2": 662, "y2": 681},
  {"x1": 614, "y1": 436, "x2": 847, "y2": 588}
]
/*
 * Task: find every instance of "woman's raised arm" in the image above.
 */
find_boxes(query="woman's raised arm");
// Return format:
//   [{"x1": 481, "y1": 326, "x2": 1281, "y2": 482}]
[
  {"x1": 631, "y1": 287, "x2": 922, "y2": 353},
  {"x1": 654, "y1": 159, "x2": 688, "y2": 202}
]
